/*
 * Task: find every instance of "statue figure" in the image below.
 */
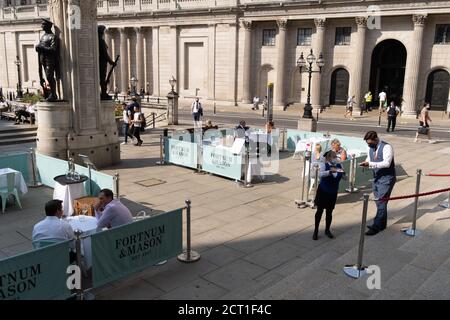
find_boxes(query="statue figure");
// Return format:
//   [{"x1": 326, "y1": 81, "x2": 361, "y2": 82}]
[
  {"x1": 98, "y1": 25, "x2": 118, "y2": 100},
  {"x1": 36, "y1": 19, "x2": 60, "y2": 102}
]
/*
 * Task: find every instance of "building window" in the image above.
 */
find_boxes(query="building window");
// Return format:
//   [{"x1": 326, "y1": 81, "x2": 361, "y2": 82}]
[
  {"x1": 435, "y1": 24, "x2": 450, "y2": 44},
  {"x1": 297, "y1": 28, "x2": 312, "y2": 46},
  {"x1": 335, "y1": 27, "x2": 352, "y2": 45},
  {"x1": 262, "y1": 29, "x2": 276, "y2": 46}
]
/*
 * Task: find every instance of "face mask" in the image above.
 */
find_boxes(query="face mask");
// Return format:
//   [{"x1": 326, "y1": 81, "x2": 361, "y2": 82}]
[{"x1": 368, "y1": 143, "x2": 378, "y2": 149}]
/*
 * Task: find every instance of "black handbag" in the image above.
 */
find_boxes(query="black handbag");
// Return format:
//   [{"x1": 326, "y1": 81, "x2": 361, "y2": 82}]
[{"x1": 417, "y1": 126, "x2": 428, "y2": 135}]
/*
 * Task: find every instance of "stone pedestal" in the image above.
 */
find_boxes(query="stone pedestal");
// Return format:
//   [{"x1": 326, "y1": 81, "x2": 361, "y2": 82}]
[
  {"x1": 298, "y1": 118, "x2": 317, "y2": 132},
  {"x1": 167, "y1": 91, "x2": 179, "y2": 125}
]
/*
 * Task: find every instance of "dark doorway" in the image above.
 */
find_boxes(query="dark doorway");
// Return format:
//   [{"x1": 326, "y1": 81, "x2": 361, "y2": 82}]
[
  {"x1": 369, "y1": 39, "x2": 407, "y2": 106},
  {"x1": 426, "y1": 69, "x2": 450, "y2": 111},
  {"x1": 330, "y1": 68, "x2": 349, "y2": 105}
]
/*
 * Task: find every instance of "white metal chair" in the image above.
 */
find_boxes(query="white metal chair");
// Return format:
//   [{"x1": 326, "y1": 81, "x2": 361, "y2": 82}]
[{"x1": 0, "y1": 172, "x2": 22, "y2": 213}]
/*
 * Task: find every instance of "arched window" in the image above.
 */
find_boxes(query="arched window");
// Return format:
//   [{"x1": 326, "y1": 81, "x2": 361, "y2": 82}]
[
  {"x1": 426, "y1": 69, "x2": 450, "y2": 110},
  {"x1": 329, "y1": 68, "x2": 349, "y2": 105}
]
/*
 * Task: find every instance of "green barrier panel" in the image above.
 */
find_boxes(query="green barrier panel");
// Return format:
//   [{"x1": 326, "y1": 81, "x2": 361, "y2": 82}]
[
  {"x1": 286, "y1": 130, "x2": 328, "y2": 152},
  {"x1": 354, "y1": 155, "x2": 373, "y2": 188},
  {"x1": 164, "y1": 138, "x2": 198, "y2": 169},
  {"x1": 338, "y1": 159, "x2": 352, "y2": 193},
  {"x1": 0, "y1": 241, "x2": 72, "y2": 300},
  {"x1": 0, "y1": 152, "x2": 31, "y2": 183},
  {"x1": 35, "y1": 153, "x2": 68, "y2": 188},
  {"x1": 202, "y1": 145, "x2": 243, "y2": 180},
  {"x1": 74, "y1": 164, "x2": 115, "y2": 196},
  {"x1": 91, "y1": 209, "x2": 183, "y2": 288}
]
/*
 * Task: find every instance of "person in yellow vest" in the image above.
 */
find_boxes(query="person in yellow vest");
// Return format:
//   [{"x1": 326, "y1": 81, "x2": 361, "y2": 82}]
[{"x1": 364, "y1": 91, "x2": 373, "y2": 112}]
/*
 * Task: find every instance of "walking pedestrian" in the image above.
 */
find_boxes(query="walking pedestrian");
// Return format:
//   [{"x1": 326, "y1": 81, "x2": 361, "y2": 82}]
[
  {"x1": 364, "y1": 91, "x2": 373, "y2": 112},
  {"x1": 131, "y1": 105, "x2": 144, "y2": 146},
  {"x1": 359, "y1": 131, "x2": 397, "y2": 236},
  {"x1": 345, "y1": 95, "x2": 355, "y2": 120},
  {"x1": 378, "y1": 89, "x2": 387, "y2": 111},
  {"x1": 313, "y1": 151, "x2": 346, "y2": 240},
  {"x1": 252, "y1": 96, "x2": 260, "y2": 110},
  {"x1": 191, "y1": 98, "x2": 203, "y2": 128},
  {"x1": 121, "y1": 102, "x2": 134, "y2": 145},
  {"x1": 386, "y1": 101, "x2": 400, "y2": 132},
  {"x1": 414, "y1": 103, "x2": 435, "y2": 143}
]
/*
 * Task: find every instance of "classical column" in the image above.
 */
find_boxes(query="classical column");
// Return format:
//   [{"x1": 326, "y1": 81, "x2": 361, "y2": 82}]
[
  {"x1": 275, "y1": 19, "x2": 288, "y2": 108},
  {"x1": 402, "y1": 14, "x2": 427, "y2": 117},
  {"x1": 241, "y1": 20, "x2": 252, "y2": 103},
  {"x1": 350, "y1": 17, "x2": 367, "y2": 108},
  {"x1": 152, "y1": 27, "x2": 160, "y2": 97},
  {"x1": 105, "y1": 28, "x2": 114, "y2": 92},
  {"x1": 119, "y1": 27, "x2": 129, "y2": 94},
  {"x1": 135, "y1": 27, "x2": 145, "y2": 92},
  {"x1": 311, "y1": 18, "x2": 326, "y2": 110}
]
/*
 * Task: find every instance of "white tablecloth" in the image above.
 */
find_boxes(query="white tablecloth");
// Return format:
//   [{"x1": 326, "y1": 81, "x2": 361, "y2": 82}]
[
  {"x1": 0, "y1": 168, "x2": 28, "y2": 194},
  {"x1": 65, "y1": 215, "x2": 97, "y2": 269},
  {"x1": 53, "y1": 181, "x2": 86, "y2": 217}
]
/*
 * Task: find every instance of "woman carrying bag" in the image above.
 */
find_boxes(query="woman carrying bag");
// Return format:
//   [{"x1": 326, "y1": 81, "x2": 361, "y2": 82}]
[{"x1": 313, "y1": 150, "x2": 347, "y2": 240}]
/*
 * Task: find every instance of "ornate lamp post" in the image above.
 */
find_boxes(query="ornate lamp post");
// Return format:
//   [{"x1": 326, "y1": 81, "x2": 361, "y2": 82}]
[
  {"x1": 297, "y1": 49, "x2": 325, "y2": 119},
  {"x1": 167, "y1": 76, "x2": 178, "y2": 125},
  {"x1": 14, "y1": 56, "x2": 24, "y2": 100},
  {"x1": 129, "y1": 76, "x2": 138, "y2": 97},
  {"x1": 169, "y1": 76, "x2": 177, "y2": 93}
]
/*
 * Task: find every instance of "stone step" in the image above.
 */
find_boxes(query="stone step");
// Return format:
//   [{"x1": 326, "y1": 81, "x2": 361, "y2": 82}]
[
  {"x1": 0, "y1": 135, "x2": 37, "y2": 146},
  {"x1": 0, "y1": 126, "x2": 37, "y2": 134},
  {"x1": 0, "y1": 130, "x2": 37, "y2": 141}
]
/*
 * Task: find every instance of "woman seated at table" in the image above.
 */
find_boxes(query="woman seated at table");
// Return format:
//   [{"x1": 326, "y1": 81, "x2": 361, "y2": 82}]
[
  {"x1": 331, "y1": 139, "x2": 347, "y2": 162},
  {"x1": 94, "y1": 189, "x2": 133, "y2": 230},
  {"x1": 313, "y1": 151, "x2": 346, "y2": 241}
]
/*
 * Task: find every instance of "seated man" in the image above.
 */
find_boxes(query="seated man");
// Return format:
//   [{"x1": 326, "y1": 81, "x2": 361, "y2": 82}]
[
  {"x1": 94, "y1": 189, "x2": 133, "y2": 230},
  {"x1": 32, "y1": 200, "x2": 76, "y2": 261}
]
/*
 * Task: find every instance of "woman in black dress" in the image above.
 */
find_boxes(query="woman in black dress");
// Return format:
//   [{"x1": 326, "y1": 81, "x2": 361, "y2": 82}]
[{"x1": 313, "y1": 151, "x2": 346, "y2": 240}]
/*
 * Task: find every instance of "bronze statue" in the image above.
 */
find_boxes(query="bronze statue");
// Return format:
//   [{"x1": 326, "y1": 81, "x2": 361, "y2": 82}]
[
  {"x1": 98, "y1": 25, "x2": 118, "y2": 100},
  {"x1": 36, "y1": 19, "x2": 59, "y2": 102}
]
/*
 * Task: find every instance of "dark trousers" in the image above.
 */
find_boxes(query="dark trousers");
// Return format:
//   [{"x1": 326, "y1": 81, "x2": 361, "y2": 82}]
[
  {"x1": 15, "y1": 110, "x2": 30, "y2": 122},
  {"x1": 123, "y1": 123, "x2": 133, "y2": 142},
  {"x1": 387, "y1": 116, "x2": 397, "y2": 131},
  {"x1": 371, "y1": 179, "x2": 396, "y2": 231},
  {"x1": 133, "y1": 126, "x2": 143, "y2": 144},
  {"x1": 314, "y1": 207, "x2": 333, "y2": 232}
]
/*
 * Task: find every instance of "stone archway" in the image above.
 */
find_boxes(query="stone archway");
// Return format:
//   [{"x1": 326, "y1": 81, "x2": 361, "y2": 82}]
[
  {"x1": 369, "y1": 39, "x2": 407, "y2": 106},
  {"x1": 329, "y1": 68, "x2": 350, "y2": 105},
  {"x1": 425, "y1": 69, "x2": 450, "y2": 111}
]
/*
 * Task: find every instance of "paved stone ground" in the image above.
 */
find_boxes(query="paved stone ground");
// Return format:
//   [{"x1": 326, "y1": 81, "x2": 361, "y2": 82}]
[{"x1": 1, "y1": 126, "x2": 450, "y2": 300}]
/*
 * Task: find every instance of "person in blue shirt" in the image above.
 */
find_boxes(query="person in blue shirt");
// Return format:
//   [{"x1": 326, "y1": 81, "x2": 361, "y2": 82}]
[{"x1": 313, "y1": 150, "x2": 346, "y2": 240}]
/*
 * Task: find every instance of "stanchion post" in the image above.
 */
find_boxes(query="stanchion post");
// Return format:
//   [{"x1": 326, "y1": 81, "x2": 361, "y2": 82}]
[
  {"x1": 402, "y1": 169, "x2": 422, "y2": 236},
  {"x1": 156, "y1": 134, "x2": 165, "y2": 165},
  {"x1": 378, "y1": 111, "x2": 382, "y2": 127},
  {"x1": 152, "y1": 112, "x2": 156, "y2": 129},
  {"x1": 281, "y1": 128, "x2": 286, "y2": 152},
  {"x1": 28, "y1": 148, "x2": 43, "y2": 188},
  {"x1": 87, "y1": 164, "x2": 92, "y2": 196},
  {"x1": 343, "y1": 194, "x2": 369, "y2": 279},
  {"x1": 74, "y1": 229, "x2": 84, "y2": 300},
  {"x1": 345, "y1": 155, "x2": 359, "y2": 193},
  {"x1": 240, "y1": 144, "x2": 253, "y2": 188},
  {"x1": 178, "y1": 200, "x2": 201, "y2": 263},
  {"x1": 114, "y1": 173, "x2": 120, "y2": 200},
  {"x1": 295, "y1": 150, "x2": 309, "y2": 208}
]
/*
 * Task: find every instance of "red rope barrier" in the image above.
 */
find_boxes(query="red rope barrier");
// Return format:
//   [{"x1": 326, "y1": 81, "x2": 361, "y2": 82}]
[
  {"x1": 426, "y1": 174, "x2": 450, "y2": 177},
  {"x1": 380, "y1": 187, "x2": 450, "y2": 202}
]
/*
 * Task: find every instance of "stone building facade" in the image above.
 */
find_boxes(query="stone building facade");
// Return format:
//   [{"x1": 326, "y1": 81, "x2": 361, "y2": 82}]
[{"x1": 1, "y1": 0, "x2": 449, "y2": 116}]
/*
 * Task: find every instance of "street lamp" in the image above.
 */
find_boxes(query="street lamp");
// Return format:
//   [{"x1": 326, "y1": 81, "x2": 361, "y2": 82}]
[
  {"x1": 130, "y1": 76, "x2": 138, "y2": 96},
  {"x1": 14, "y1": 56, "x2": 23, "y2": 100},
  {"x1": 297, "y1": 49, "x2": 324, "y2": 119},
  {"x1": 169, "y1": 76, "x2": 177, "y2": 93}
]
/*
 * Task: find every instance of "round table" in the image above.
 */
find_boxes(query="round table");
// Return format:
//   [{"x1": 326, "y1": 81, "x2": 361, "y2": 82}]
[
  {"x1": 53, "y1": 175, "x2": 88, "y2": 216},
  {"x1": 65, "y1": 215, "x2": 97, "y2": 269}
]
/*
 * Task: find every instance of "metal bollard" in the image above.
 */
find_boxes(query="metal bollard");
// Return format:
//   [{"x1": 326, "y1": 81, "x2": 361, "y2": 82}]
[
  {"x1": 74, "y1": 229, "x2": 84, "y2": 300},
  {"x1": 316, "y1": 108, "x2": 320, "y2": 123},
  {"x1": 343, "y1": 194, "x2": 370, "y2": 279},
  {"x1": 213, "y1": 102, "x2": 216, "y2": 115},
  {"x1": 178, "y1": 200, "x2": 201, "y2": 263},
  {"x1": 156, "y1": 134, "x2": 165, "y2": 165},
  {"x1": 402, "y1": 169, "x2": 422, "y2": 236},
  {"x1": 28, "y1": 148, "x2": 43, "y2": 188},
  {"x1": 152, "y1": 112, "x2": 156, "y2": 129},
  {"x1": 440, "y1": 192, "x2": 450, "y2": 209},
  {"x1": 114, "y1": 173, "x2": 120, "y2": 200},
  {"x1": 87, "y1": 164, "x2": 92, "y2": 196},
  {"x1": 240, "y1": 145, "x2": 253, "y2": 188},
  {"x1": 345, "y1": 155, "x2": 359, "y2": 193},
  {"x1": 280, "y1": 128, "x2": 286, "y2": 152},
  {"x1": 378, "y1": 111, "x2": 382, "y2": 127},
  {"x1": 295, "y1": 150, "x2": 310, "y2": 208}
]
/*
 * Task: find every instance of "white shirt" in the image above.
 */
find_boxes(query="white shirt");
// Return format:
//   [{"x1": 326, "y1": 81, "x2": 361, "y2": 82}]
[
  {"x1": 26, "y1": 105, "x2": 36, "y2": 114},
  {"x1": 253, "y1": 97, "x2": 260, "y2": 104},
  {"x1": 192, "y1": 101, "x2": 201, "y2": 113},
  {"x1": 32, "y1": 216, "x2": 75, "y2": 244},
  {"x1": 379, "y1": 92, "x2": 387, "y2": 101},
  {"x1": 95, "y1": 199, "x2": 133, "y2": 230},
  {"x1": 123, "y1": 110, "x2": 131, "y2": 124},
  {"x1": 365, "y1": 142, "x2": 394, "y2": 169},
  {"x1": 347, "y1": 97, "x2": 354, "y2": 107},
  {"x1": 319, "y1": 161, "x2": 339, "y2": 179},
  {"x1": 133, "y1": 112, "x2": 142, "y2": 127}
]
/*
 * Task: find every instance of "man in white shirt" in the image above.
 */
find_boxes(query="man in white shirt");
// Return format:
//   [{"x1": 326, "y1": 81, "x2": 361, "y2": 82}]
[
  {"x1": 252, "y1": 96, "x2": 260, "y2": 110},
  {"x1": 378, "y1": 90, "x2": 387, "y2": 110},
  {"x1": 32, "y1": 200, "x2": 75, "y2": 244},
  {"x1": 359, "y1": 131, "x2": 397, "y2": 236},
  {"x1": 94, "y1": 189, "x2": 133, "y2": 230},
  {"x1": 191, "y1": 98, "x2": 203, "y2": 127}
]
